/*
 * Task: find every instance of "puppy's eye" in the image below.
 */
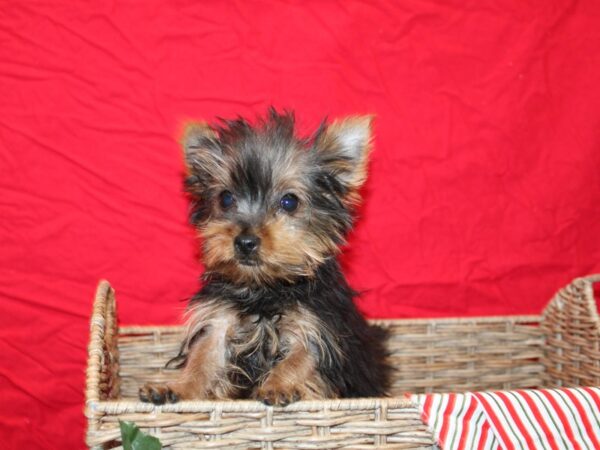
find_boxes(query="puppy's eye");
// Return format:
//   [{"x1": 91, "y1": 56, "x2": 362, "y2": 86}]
[
  {"x1": 280, "y1": 193, "x2": 299, "y2": 213},
  {"x1": 219, "y1": 191, "x2": 235, "y2": 210}
]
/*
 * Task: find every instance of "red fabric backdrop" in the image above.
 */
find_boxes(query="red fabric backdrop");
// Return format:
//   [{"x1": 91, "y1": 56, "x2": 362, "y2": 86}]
[{"x1": 1, "y1": 1, "x2": 599, "y2": 448}]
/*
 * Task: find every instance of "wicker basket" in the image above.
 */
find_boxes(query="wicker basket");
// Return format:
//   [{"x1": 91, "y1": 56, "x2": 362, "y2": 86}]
[{"x1": 85, "y1": 275, "x2": 600, "y2": 449}]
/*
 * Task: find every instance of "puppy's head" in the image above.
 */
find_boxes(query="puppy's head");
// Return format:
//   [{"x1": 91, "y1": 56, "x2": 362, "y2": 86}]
[{"x1": 183, "y1": 109, "x2": 372, "y2": 285}]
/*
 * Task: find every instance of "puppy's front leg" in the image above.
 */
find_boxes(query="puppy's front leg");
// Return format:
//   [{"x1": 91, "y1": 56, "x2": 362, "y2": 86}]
[
  {"x1": 256, "y1": 339, "x2": 334, "y2": 406},
  {"x1": 140, "y1": 304, "x2": 238, "y2": 404}
]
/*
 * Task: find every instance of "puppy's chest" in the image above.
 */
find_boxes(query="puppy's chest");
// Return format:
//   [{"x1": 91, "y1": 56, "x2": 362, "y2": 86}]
[
  {"x1": 230, "y1": 313, "x2": 286, "y2": 363},
  {"x1": 224, "y1": 313, "x2": 291, "y2": 389}
]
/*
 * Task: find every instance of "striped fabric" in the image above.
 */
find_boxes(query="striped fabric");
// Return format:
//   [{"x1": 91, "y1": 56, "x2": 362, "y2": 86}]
[{"x1": 411, "y1": 387, "x2": 600, "y2": 450}]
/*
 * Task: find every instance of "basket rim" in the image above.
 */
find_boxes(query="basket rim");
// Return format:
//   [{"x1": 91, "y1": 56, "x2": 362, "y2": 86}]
[
  {"x1": 86, "y1": 396, "x2": 416, "y2": 413},
  {"x1": 86, "y1": 280, "x2": 114, "y2": 404},
  {"x1": 544, "y1": 274, "x2": 600, "y2": 327},
  {"x1": 118, "y1": 314, "x2": 542, "y2": 334},
  {"x1": 578, "y1": 274, "x2": 600, "y2": 325}
]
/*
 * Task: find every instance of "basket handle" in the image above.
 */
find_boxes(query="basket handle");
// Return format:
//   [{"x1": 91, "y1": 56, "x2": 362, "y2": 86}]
[
  {"x1": 85, "y1": 280, "x2": 120, "y2": 404},
  {"x1": 541, "y1": 274, "x2": 600, "y2": 387},
  {"x1": 548, "y1": 274, "x2": 600, "y2": 319}
]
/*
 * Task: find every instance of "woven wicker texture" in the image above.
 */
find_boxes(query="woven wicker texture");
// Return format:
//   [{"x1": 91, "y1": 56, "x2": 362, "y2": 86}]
[
  {"x1": 541, "y1": 274, "x2": 600, "y2": 388},
  {"x1": 85, "y1": 276, "x2": 600, "y2": 449}
]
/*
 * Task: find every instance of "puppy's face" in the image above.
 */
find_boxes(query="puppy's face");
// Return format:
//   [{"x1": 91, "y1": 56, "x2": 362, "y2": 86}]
[{"x1": 183, "y1": 110, "x2": 372, "y2": 285}]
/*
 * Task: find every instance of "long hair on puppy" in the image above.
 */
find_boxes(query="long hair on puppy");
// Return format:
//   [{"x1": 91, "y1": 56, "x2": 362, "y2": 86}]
[{"x1": 139, "y1": 109, "x2": 391, "y2": 405}]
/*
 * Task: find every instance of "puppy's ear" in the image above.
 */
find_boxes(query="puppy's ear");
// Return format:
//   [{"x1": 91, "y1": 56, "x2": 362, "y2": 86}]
[
  {"x1": 181, "y1": 121, "x2": 222, "y2": 178},
  {"x1": 313, "y1": 116, "x2": 373, "y2": 196}
]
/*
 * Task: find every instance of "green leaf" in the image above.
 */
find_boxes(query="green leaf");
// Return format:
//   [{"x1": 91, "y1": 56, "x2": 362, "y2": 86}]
[
  {"x1": 119, "y1": 420, "x2": 162, "y2": 450},
  {"x1": 132, "y1": 433, "x2": 162, "y2": 450},
  {"x1": 119, "y1": 421, "x2": 138, "y2": 450}
]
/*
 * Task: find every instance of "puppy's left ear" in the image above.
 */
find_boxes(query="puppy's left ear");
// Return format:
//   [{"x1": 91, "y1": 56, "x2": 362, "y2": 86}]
[
  {"x1": 181, "y1": 121, "x2": 221, "y2": 176},
  {"x1": 313, "y1": 115, "x2": 373, "y2": 196}
]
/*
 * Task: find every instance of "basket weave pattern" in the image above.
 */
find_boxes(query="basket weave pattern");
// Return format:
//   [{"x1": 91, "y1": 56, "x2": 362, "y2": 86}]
[
  {"x1": 541, "y1": 274, "x2": 600, "y2": 387},
  {"x1": 85, "y1": 276, "x2": 600, "y2": 449}
]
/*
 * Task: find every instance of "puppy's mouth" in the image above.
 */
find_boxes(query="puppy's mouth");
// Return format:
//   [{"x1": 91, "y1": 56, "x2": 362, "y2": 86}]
[{"x1": 237, "y1": 258, "x2": 262, "y2": 267}]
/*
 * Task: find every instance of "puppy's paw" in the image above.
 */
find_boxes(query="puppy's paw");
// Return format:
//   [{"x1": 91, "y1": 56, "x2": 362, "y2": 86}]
[
  {"x1": 139, "y1": 383, "x2": 180, "y2": 405},
  {"x1": 256, "y1": 380, "x2": 302, "y2": 406}
]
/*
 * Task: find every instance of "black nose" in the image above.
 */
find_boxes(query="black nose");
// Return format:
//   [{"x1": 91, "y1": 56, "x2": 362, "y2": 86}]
[{"x1": 234, "y1": 234, "x2": 261, "y2": 256}]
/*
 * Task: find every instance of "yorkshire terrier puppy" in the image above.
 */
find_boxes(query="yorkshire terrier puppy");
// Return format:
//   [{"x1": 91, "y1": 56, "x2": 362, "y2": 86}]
[{"x1": 139, "y1": 109, "x2": 390, "y2": 406}]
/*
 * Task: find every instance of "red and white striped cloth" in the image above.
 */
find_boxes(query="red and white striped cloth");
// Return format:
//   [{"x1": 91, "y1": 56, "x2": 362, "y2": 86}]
[{"x1": 411, "y1": 387, "x2": 600, "y2": 450}]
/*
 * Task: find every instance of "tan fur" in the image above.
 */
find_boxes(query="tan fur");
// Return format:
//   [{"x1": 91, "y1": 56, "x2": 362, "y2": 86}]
[
  {"x1": 277, "y1": 306, "x2": 343, "y2": 367},
  {"x1": 182, "y1": 116, "x2": 373, "y2": 286},
  {"x1": 258, "y1": 215, "x2": 336, "y2": 278},
  {"x1": 140, "y1": 301, "x2": 342, "y2": 403},
  {"x1": 181, "y1": 121, "x2": 232, "y2": 191},
  {"x1": 255, "y1": 346, "x2": 330, "y2": 405},
  {"x1": 141, "y1": 114, "x2": 373, "y2": 405},
  {"x1": 181, "y1": 121, "x2": 216, "y2": 148},
  {"x1": 140, "y1": 300, "x2": 240, "y2": 401},
  {"x1": 254, "y1": 307, "x2": 339, "y2": 405},
  {"x1": 316, "y1": 115, "x2": 373, "y2": 206},
  {"x1": 201, "y1": 220, "x2": 238, "y2": 271},
  {"x1": 200, "y1": 213, "x2": 339, "y2": 285}
]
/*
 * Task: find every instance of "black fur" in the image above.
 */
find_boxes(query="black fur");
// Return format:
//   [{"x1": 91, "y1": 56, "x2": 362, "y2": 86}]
[
  {"x1": 188, "y1": 260, "x2": 390, "y2": 397},
  {"x1": 184, "y1": 109, "x2": 353, "y2": 236},
  {"x1": 176, "y1": 109, "x2": 391, "y2": 399}
]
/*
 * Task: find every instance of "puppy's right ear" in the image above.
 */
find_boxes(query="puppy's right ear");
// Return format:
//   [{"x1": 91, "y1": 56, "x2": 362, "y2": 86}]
[{"x1": 181, "y1": 122, "x2": 222, "y2": 178}]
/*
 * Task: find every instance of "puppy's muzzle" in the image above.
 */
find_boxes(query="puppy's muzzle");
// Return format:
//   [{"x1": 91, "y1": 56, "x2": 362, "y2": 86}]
[{"x1": 234, "y1": 234, "x2": 261, "y2": 263}]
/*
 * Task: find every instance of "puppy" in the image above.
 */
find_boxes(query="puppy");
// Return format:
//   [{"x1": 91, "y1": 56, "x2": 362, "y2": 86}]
[{"x1": 139, "y1": 109, "x2": 390, "y2": 406}]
